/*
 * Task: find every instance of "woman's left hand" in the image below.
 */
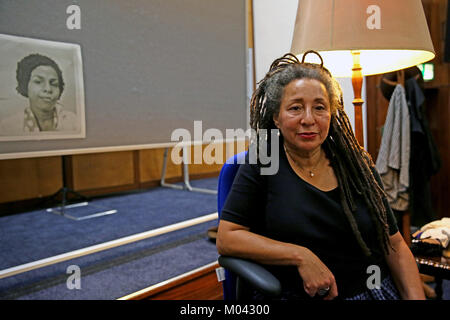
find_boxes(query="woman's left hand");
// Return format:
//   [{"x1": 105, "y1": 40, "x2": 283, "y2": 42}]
[{"x1": 296, "y1": 247, "x2": 338, "y2": 300}]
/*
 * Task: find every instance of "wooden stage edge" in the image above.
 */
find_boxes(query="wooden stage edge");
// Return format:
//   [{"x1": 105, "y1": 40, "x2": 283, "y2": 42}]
[{"x1": 118, "y1": 261, "x2": 223, "y2": 300}]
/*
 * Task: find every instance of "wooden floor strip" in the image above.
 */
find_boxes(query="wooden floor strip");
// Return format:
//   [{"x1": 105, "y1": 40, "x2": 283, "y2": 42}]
[{"x1": 118, "y1": 261, "x2": 223, "y2": 300}]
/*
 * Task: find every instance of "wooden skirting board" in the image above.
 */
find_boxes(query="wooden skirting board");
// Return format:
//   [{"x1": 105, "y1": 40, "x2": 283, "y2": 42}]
[{"x1": 118, "y1": 261, "x2": 223, "y2": 300}]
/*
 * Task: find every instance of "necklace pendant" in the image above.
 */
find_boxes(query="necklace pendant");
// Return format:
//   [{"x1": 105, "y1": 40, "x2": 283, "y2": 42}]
[{"x1": 310, "y1": 171, "x2": 314, "y2": 177}]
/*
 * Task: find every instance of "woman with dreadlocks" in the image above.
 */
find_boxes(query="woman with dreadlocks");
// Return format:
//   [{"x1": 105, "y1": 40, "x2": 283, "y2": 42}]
[{"x1": 216, "y1": 52, "x2": 424, "y2": 300}]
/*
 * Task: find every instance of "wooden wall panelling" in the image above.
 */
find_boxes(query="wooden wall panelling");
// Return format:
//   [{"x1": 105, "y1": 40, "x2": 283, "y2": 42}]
[
  {"x1": 422, "y1": 0, "x2": 449, "y2": 86},
  {"x1": 38, "y1": 157, "x2": 64, "y2": 196},
  {"x1": 422, "y1": 0, "x2": 450, "y2": 220},
  {"x1": 189, "y1": 143, "x2": 222, "y2": 177},
  {"x1": 1, "y1": 141, "x2": 248, "y2": 207},
  {"x1": 71, "y1": 151, "x2": 137, "y2": 195},
  {"x1": 366, "y1": 74, "x2": 389, "y2": 161},
  {"x1": 189, "y1": 141, "x2": 248, "y2": 177},
  {"x1": 139, "y1": 142, "x2": 247, "y2": 188},
  {"x1": 0, "y1": 157, "x2": 62, "y2": 203},
  {"x1": 139, "y1": 147, "x2": 182, "y2": 184},
  {"x1": 189, "y1": 142, "x2": 233, "y2": 176},
  {"x1": 427, "y1": 87, "x2": 450, "y2": 219}
]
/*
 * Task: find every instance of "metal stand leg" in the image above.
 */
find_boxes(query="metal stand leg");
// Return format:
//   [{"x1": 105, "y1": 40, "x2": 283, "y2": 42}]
[
  {"x1": 160, "y1": 147, "x2": 217, "y2": 195},
  {"x1": 46, "y1": 156, "x2": 118, "y2": 221}
]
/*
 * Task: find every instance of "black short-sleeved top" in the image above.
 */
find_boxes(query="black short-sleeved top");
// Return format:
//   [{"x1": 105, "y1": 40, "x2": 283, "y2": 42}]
[{"x1": 220, "y1": 147, "x2": 398, "y2": 299}]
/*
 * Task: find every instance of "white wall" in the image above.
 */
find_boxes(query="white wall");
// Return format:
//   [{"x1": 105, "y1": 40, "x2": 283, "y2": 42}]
[{"x1": 252, "y1": 0, "x2": 367, "y2": 146}]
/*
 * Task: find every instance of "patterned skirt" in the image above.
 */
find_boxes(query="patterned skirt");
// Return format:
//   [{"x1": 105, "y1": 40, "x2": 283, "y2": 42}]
[
  {"x1": 252, "y1": 274, "x2": 401, "y2": 300},
  {"x1": 345, "y1": 275, "x2": 400, "y2": 300}
]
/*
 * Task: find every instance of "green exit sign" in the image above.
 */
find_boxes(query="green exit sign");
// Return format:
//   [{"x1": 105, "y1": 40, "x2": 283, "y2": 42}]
[{"x1": 417, "y1": 63, "x2": 434, "y2": 81}]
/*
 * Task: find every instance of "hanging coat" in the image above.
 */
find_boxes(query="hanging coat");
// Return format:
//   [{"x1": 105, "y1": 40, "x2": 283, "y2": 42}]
[
  {"x1": 376, "y1": 84, "x2": 410, "y2": 211},
  {"x1": 405, "y1": 77, "x2": 441, "y2": 227}
]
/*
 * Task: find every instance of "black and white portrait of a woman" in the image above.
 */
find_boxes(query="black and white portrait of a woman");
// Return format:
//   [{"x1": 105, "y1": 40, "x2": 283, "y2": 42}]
[{"x1": 0, "y1": 34, "x2": 85, "y2": 141}]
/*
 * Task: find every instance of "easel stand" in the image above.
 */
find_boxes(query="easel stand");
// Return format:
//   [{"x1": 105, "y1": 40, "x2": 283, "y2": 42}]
[
  {"x1": 46, "y1": 155, "x2": 117, "y2": 221},
  {"x1": 160, "y1": 147, "x2": 217, "y2": 195}
]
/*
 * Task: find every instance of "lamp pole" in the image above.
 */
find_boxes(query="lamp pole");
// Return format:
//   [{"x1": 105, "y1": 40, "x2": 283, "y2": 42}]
[{"x1": 351, "y1": 51, "x2": 364, "y2": 148}]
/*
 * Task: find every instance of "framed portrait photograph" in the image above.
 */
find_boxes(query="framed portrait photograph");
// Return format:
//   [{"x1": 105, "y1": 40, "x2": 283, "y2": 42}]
[{"x1": 0, "y1": 34, "x2": 86, "y2": 141}]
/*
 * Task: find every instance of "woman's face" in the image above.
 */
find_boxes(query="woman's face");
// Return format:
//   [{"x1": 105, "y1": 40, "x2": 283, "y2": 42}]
[
  {"x1": 27, "y1": 65, "x2": 60, "y2": 112},
  {"x1": 273, "y1": 78, "x2": 331, "y2": 154}
]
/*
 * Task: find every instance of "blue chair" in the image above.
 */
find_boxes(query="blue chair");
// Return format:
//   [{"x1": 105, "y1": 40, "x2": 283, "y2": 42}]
[{"x1": 217, "y1": 151, "x2": 282, "y2": 300}]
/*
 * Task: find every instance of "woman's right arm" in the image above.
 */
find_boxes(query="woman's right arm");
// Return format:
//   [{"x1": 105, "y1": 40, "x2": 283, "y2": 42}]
[{"x1": 216, "y1": 219, "x2": 338, "y2": 299}]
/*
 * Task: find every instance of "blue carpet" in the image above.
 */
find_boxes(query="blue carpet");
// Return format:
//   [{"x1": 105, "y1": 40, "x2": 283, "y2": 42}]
[
  {"x1": 0, "y1": 178, "x2": 218, "y2": 269},
  {"x1": 0, "y1": 178, "x2": 220, "y2": 299},
  {"x1": 2, "y1": 227, "x2": 218, "y2": 300}
]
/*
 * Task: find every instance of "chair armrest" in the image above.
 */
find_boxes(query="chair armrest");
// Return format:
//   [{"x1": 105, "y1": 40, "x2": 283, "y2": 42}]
[{"x1": 218, "y1": 255, "x2": 282, "y2": 297}]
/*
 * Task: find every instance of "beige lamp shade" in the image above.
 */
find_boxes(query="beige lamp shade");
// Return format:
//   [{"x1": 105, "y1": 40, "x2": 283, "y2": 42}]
[{"x1": 291, "y1": 0, "x2": 435, "y2": 77}]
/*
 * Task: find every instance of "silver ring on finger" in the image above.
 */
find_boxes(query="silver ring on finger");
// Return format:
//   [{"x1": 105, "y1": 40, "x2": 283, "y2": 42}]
[{"x1": 317, "y1": 286, "x2": 330, "y2": 296}]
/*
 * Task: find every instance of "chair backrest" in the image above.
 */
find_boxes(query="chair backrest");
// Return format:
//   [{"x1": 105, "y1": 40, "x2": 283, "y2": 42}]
[{"x1": 217, "y1": 151, "x2": 247, "y2": 300}]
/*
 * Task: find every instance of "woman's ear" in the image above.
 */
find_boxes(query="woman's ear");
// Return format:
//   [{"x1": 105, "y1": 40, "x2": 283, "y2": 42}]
[{"x1": 272, "y1": 113, "x2": 279, "y2": 129}]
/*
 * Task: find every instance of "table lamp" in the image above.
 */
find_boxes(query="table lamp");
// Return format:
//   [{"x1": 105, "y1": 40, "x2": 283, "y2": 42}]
[{"x1": 290, "y1": 0, "x2": 435, "y2": 147}]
